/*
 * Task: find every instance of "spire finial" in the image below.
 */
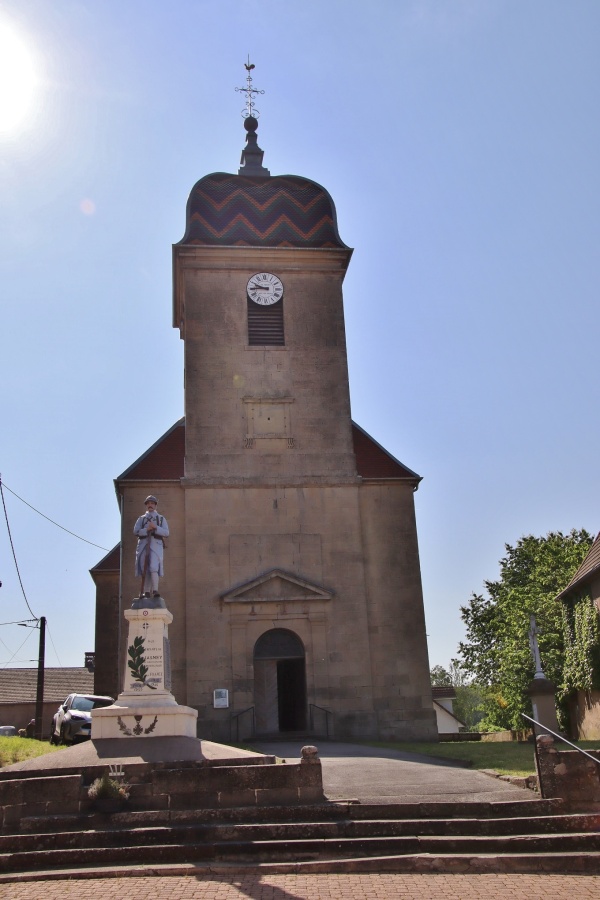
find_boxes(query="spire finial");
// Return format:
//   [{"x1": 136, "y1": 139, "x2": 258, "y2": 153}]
[
  {"x1": 235, "y1": 55, "x2": 264, "y2": 119},
  {"x1": 236, "y1": 58, "x2": 270, "y2": 177}
]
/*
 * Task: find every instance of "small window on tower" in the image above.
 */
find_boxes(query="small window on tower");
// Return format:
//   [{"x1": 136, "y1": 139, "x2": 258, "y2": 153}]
[{"x1": 247, "y1": 296, "x2": 285, "y2": 346}]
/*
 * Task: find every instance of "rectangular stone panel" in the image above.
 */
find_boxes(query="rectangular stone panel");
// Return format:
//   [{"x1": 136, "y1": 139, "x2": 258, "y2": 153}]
[{"x1": 230, "y1": 533, "x2": 322, "y2": 585}]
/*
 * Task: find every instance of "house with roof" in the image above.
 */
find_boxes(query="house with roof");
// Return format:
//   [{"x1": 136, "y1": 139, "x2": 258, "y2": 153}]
[
  {"x1": 0, "y1": 667, "x2": 95, "y2": 738},
  {"x1": 557, "y1": 532, "x2": 600, "y2": 739},
  {"x1": 90, "y1": 103, "x2": 437, "y2": 744},
  {"x1": 431, "y1": 686, "x2": 465, "y2": 735}
]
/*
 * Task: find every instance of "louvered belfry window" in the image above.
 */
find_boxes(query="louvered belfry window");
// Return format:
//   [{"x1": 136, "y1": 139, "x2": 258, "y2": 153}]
[{"x1": 247, "y1": 297, "x2": 285, "y2": 346}]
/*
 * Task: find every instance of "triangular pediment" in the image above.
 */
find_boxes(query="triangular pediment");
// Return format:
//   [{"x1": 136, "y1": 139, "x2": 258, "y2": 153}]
[{"x1": 221, "y1": 569, "x2": 333, "y2": 603}]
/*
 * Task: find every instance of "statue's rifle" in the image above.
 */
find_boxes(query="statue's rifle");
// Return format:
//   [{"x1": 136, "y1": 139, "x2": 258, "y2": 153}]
[{"x1": 139, "y1": 514, "x2": 152, "y2": 598}]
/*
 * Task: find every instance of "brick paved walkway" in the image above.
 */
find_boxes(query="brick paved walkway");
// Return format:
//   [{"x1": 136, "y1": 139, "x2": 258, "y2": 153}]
[{"x1": 4, "y1": 873, "x2": 600, "y2": 899}]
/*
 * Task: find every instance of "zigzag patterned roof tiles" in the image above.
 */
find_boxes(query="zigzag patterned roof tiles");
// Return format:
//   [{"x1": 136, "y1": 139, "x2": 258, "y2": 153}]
[{"x1": 178, "y1": 173, "x2": 349, "y2": 248}]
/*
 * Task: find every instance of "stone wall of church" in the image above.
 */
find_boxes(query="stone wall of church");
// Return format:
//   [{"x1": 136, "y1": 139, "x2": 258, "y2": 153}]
[
  {"x1": 109, "y1": 476, "x2": 436, "y2": 742},
  {"x1": 359, "y1": 481, "x2": 438, "y2": 741},
  {"x1": 180, "y1": 482, "x2": 375, "y2": 741},
  {"x1": 172, "y1": 480, "x2": 435, "y2": 742},
  {"x1": 92, "y1": 570, "x2": 120, "y2": 700}
]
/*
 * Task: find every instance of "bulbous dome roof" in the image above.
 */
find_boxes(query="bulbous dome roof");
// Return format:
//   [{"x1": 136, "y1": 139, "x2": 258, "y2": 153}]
[{"x1": 177, "y1": 172, "x2": 349, "y2": 249}]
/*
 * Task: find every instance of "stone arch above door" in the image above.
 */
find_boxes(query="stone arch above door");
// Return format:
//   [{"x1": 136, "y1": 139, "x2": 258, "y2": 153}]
[{"x1": 254, "y1": 628, "x2": 305, "y2": 660}]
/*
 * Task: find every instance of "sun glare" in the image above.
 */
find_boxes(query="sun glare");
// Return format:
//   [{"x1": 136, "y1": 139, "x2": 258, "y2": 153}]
[{"x1": 0, "y1": 21, "x2": 37, "y2": 134}]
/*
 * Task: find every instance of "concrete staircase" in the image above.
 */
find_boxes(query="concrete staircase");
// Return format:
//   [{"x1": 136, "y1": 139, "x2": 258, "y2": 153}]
[{"x1": 2, "y1": 798, "x2": 600, "y2": 879}]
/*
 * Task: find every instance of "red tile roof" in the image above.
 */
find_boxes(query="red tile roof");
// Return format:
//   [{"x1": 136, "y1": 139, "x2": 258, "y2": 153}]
[
  {"x1": 116, "y1": 418, "x2": 420, "y2": 485},
  {"x1": 557, "y1": 531, "x2": 600, "y2": 599},
  {"x1": 90, "y1": 544, "x2": 120, "y2": 574},
  {"x1": 117, "y1": 418, "x2": 185, "y2": 482},
  {"x1": 352, "y1": 423, "x2": 421, "y2": 482}
]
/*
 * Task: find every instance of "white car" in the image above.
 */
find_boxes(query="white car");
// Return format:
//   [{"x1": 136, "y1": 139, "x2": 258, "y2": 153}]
[{"x1": 50, "y1": 693, "x2": 114, "y2": 744}]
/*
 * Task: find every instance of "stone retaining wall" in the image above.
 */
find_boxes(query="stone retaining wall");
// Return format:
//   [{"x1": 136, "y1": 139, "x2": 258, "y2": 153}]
[
  {"x1": 0, "y1": 752, "x2": 324, "y2": 830},
  {"x1": 535, "y1": 735, "x2": 600, "y2": 811}
]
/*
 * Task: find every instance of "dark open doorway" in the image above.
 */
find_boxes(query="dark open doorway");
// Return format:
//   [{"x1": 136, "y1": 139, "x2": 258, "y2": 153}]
[
  {"x1": 254, "y1": 629, "x2": 307, "y2": 734},
  {"x1": 277, "y1": 657, "x2": 307, "y2": 731}
]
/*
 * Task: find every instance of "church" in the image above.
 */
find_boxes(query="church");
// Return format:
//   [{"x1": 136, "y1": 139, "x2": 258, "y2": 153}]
[{"x1": 91, "y1": 69, "x2": 437, "y2": 744}]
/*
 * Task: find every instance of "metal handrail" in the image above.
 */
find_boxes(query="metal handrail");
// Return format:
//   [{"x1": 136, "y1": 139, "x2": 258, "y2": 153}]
[
  {"x1": 521, "y1": 713, "x2": 600, "y2": 767},
  {"x1": 309, "y1": 703, "x2": 332, "y2": 738},
  {"x1": 230, "y1": 706, "x2": 255, "y2": 742}
]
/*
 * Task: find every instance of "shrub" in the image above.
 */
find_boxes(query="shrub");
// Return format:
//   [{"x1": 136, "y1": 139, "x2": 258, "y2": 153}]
[{"x1": 87, "y1": 771, "x2": 130, "y2": 801}]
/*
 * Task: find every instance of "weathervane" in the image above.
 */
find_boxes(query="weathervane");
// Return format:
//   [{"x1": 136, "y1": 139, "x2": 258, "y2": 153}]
[{"x1": 235, "y1": 56, "x2": 264, "y2": 119}]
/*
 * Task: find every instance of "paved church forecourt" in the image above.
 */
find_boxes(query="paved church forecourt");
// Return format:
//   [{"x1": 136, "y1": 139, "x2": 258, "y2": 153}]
[
  {"x1": 1, "y1": 738, "x2": 530, "y2": 804},
  {"x1": 250, "y1": 740, "x2": 533, "y2": 804},
  {"x1": 5, "y1": 873, "x2": 600, "y2": 899}
]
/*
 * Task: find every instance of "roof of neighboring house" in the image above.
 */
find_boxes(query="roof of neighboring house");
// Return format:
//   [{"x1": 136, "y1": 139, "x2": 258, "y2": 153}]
[
  {"x1": 431, "y1": 686, "x2": 457, "y2": 699},
  {"x1": 115, "y1": 418, "x2": 421, "y2": 486},
  {"x1": 0, "y1": 668, "x2": 96, "y2": 705},
  {"x1": 557, "y1": 531, "x2": 600, "y2": 600}
]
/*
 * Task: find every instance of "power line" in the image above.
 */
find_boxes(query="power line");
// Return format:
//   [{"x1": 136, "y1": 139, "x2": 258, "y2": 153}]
[
  {"x1": 0, "y1": 480, "x2": 110, "y2": 551},
  {"x1": 0, "y1": 477, "x2": 37, "y2": 620},
  {"x1": 0, "y1": 626, "x2": 35, "y2": 670},
  {"x1": 1, "y1": 476, "x2": 98, "y2": 669},
  {"x1": 46, "y1": 620, "x2": 63, "y2": 668},
  {"x1": 0, "y1": 659, "x2": 38, "y2": 665}
]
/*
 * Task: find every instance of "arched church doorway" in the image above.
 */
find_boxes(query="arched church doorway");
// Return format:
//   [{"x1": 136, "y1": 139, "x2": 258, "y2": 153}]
[{"x1": 254, "y1": 629, "x2": 307, "y2": 734}]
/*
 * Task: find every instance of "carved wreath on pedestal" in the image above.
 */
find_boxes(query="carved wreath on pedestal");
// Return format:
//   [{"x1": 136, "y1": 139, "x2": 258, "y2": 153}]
[
  {"x1": 116, "y1": 714, "x2": 158, "y2": 736},
  {"x1": 127, "y1": 635, "x2": 157, "y2": 689}
]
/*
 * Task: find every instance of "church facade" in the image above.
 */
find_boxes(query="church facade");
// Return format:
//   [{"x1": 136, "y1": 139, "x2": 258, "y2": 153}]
[{"x1": 91, "y1": 111, "x2": 437, "y2": 743}]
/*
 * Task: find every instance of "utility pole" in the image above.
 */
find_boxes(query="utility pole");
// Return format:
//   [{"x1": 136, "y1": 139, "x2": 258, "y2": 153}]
[{"x1": 34, "y1": 616, "x2": 46, "y2": 741}]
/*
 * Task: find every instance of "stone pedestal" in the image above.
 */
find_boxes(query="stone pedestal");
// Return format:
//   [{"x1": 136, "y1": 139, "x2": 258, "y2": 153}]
[
  {"x1": 92, "y1": 598, "x2": 198, "y2": 739},
  {"x1": 526, "y1": 676, "x2": 560, "y2": 737}
]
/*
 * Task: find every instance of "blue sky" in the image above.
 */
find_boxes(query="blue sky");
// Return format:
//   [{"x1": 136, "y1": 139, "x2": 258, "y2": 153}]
[{"x1": 1, "y1": 1, "x2": 599, "y2": 678}]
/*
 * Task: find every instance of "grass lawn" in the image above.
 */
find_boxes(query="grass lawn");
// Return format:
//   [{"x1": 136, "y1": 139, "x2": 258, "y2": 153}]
[
  {"x1": 0, "y1": 737, "x2": 62, "y2": 768},
  {"x1": 363, "y1": 740, "x2": 600, "y2": 777}
]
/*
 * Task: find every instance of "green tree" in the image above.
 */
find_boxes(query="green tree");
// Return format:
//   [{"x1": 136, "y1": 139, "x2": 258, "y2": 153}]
[
  {"x1": 458, "y1": 529, "x2": 593, "y2": 730},
  {"x1": 430, "y1": 665, "x2": 453, "y2": 686}
]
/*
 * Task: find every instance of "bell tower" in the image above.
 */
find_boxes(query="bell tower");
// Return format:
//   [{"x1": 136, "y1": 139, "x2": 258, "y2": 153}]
[{"x1": 172, "y1": 116, "x2": 356, "y2": 487}]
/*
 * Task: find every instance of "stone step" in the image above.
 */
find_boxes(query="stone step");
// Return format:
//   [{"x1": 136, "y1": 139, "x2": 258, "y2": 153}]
[
  {"x1": 3, "y1": 813, "x2": 600, "y2": 853},
  {"x1": 18, "y1": 797, "x2": 564, "y2": 833},
  {"x1": 3, "y1": 852, "x2": 600, "y2": 882},
  {"x1": 5, "y1": 796, "x2": 596, "y2": 879},
  {"x1": 2, "y1": 829, "x2": 600, "y2": 874}
]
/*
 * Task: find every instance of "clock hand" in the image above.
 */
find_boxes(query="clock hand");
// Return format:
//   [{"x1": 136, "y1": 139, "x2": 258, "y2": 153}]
[{"x1": 251, "y1": 283, "x2": 271, "y2": 290}]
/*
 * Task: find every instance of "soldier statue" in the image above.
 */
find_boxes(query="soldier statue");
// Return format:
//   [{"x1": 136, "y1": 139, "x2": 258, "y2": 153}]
[{"x1": 134, "y1": 495, "x2": 169, "y2": 599}]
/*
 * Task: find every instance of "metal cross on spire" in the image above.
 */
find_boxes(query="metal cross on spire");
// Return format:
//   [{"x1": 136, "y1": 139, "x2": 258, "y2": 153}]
[{"x1": 235, "y1": 56, "x2": 265, "y2": 119}]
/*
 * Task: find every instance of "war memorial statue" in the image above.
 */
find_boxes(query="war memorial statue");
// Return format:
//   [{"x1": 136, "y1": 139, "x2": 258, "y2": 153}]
[{"x1": 133, "y1": 495, "x2": 169, "y2": 608}]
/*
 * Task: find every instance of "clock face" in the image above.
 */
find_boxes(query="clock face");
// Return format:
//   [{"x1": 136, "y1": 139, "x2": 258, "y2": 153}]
[{"x1": 247, "y1": 272, "x2": 284, "y2": 306}]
